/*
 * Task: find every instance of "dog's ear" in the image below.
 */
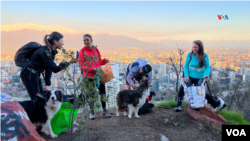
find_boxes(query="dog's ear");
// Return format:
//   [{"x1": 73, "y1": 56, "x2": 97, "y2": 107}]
[{"x1": 56, "y1": 90, "x2": 63, "y2": 102}]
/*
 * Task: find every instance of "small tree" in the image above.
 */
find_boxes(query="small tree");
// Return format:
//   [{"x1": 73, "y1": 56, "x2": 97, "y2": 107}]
[
  {"x1": 166, "y1": 45, "x2": 186, "y2": 94},
  {"x1": 58, "y1": 45, "x2": 110, "y2": 140}
]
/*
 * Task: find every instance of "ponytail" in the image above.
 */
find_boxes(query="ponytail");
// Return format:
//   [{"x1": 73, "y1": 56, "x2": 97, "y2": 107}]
[
  {"x1": 44, "y1": 35, "x2": 52, "y2": 54},
  {"x1": 43, "y1": 31, "x2": 63, "y2": 54}
]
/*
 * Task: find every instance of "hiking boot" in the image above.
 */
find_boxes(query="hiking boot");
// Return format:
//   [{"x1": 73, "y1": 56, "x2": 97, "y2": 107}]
[
  {"x1": 102, "y1": 111, "x2": 111, "y2": 118},
  {"x1": 175, "y1": 106, "x2": 182, "y2": 112},
  {"x1": 90, "y1": 113, "x2": 95, "y2": 120}
]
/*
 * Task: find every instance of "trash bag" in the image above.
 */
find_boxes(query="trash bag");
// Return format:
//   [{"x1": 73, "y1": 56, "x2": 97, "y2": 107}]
[
  {"x1": 1, "y1": 93, "x2": 45, "y2": 141},
  {"x1": 100, "y1": 62, "x2": 114, "y2": 84},
  {"x1": 51, "y1": 102, "x2": 78, "y2": 135}
]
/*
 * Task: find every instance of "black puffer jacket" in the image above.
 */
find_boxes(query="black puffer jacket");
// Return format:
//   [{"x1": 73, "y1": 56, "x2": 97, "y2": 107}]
[{"x1": 29, "y1": 46, "x2": 69, "y2": 85}]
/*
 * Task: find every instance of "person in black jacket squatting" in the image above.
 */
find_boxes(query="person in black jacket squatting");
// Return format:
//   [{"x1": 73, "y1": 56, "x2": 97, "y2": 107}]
[{"x1": 20, "y1": 31, "x2": 70, "y2": 106}]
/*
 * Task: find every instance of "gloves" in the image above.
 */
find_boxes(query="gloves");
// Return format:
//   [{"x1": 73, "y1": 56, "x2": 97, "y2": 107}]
[
  {"x1": 132, "y1": 86, "x2": 137, "y2": 90},
  {"x1": 59, "y1": 62, "x2": 70, "y2": 70}
]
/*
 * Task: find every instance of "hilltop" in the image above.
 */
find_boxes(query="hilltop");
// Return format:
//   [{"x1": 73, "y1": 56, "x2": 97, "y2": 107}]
[{"x1": 41, "y1": 108, "x2": 221, "y2": 141}]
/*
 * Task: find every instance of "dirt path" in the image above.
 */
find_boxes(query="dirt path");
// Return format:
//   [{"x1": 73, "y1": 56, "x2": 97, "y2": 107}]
[{"x1": 41, "y1": 108, "x2": 221, "y2": 141}]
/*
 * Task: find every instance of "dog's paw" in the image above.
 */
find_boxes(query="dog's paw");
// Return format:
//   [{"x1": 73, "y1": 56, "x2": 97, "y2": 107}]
[
  {"x1": 116, "y1": 114, "x2": 120, "y2": 117},
  {"x1": 135, "y1": 115, "x2": 140, "y2": 118},
  {"x1": 124, "y1": 114, "x2": 127, "y2": 116},
  {"x1": 41, "y1": 129, "x2": 49, "y2": 136},
  {"x1": 128, "y1": 115, "x2": 132, "y2": 119},
  {"x1": 74, "y1": 121, "x2": 79, "y2": 126},
  {"x1": 50, "y1": 134, "x2": 58, "y2": 138}
]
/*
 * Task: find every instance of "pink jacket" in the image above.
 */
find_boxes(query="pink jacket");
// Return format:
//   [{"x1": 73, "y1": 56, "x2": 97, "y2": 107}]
[{"x1": 78, "y1": 46, "x2": 106, "y2": 77}]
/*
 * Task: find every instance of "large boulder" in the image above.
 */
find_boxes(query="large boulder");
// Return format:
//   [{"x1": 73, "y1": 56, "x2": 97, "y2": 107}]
[
  {"x1": 184, "y1": 105, "x2": 230, "y2": 130},
  {"x1": 1, "y1": 93, "x2": 45, "y2": 141}
]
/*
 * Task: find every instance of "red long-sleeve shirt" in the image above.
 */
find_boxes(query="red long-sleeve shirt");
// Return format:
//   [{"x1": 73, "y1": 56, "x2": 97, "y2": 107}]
[{"x1": 78, "y1": 46, "x2": 106, "y2": 77}]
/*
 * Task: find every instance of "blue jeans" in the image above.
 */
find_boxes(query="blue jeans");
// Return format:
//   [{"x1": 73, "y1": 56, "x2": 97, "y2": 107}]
[{"x1": 177, "y1": 77, "x2": 216, "y2": 107}]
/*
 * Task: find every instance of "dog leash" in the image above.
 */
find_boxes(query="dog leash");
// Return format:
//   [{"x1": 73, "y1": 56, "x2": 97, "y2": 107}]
[{"x1": 206, "y1": 81, "x2": 213, "y2": 96}]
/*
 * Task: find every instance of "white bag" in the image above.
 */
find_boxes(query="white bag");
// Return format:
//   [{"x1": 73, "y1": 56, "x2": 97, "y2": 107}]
[{"x1": 182, "y1": 80, "x2": 207, "y2": 109}]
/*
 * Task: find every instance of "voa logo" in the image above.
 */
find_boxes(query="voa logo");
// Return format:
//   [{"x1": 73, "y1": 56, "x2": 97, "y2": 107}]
[
  {"x1": 218, "y1": 15, "x2": 229, "y2": 20},
  {"x1": 226, "y1": 129, "x2": 246, "y2": 136}
]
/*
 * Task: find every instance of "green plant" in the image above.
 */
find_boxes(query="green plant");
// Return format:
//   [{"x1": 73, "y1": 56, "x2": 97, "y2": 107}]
[
  {"x1": 217, "y1": 110, "x2": 250, "y2": 125},
  {"x1": 58, "y1": 46, "x2": 112, "y2": 140},
  {"x1": 156, "y1": 100, "x2": 187, "y2": 109}
]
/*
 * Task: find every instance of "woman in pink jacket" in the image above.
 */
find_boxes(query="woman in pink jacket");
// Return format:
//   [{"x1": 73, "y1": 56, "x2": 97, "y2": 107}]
[{"x1": 78, "y1": 34, "x2": 111, "y2": 120}]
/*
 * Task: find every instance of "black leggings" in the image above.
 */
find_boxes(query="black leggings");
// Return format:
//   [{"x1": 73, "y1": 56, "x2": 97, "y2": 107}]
[
  {"x1": 178, "y1": 77, "x2": 216, "y2": 106},
  {"x1": 20, "y1": 69, "x2": 43, "y2": 100},
  {"x1": 88, "y1": 78, "x2": 106, "y2": 109}
]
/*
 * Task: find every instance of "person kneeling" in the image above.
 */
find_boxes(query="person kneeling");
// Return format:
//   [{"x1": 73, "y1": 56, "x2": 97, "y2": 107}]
[{"x1": 138, "y1": 92, "x2": 156, "y2": 115}]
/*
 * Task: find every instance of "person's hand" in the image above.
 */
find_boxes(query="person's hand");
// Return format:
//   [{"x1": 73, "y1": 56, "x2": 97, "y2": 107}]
[
  {"x1": 203, "y1": 76, "x2": 210, "y2": 81},
  {"x1": 148, "y1": 82, "x2": 152, "y2": 87},
  {"x1": 105, "y1": 59, "x2": 109, "y2": 63},
  {"x1": 45, "y1": 85, "x2": 51, "y2": 91},
  {"x1": 69, "y1": 58, "x2": 77, "y2": 63},
  {"x1": 184, "y1": 77, "x2": 190, "y2": 83},
  {"x1": 126, "y1": 85, "x2": 131, "y2": 90},
  {"x1": 92, "y1": 68, "x2": 98, "y2": 72},
  {"x1": 132, "y1": 86, "x2": 137, "y2": 90}
]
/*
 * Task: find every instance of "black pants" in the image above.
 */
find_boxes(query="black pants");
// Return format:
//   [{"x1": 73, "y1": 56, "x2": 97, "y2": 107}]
[
  {"x1": 88, "y1": 78, "x2": 106, "y2": 110},
  {"x1": 138, "y1": 102, "x2": 154, "y2": 115},
  {"x1": 177, "y1": 77, "x2": 216, "y2": 106},
  {"x1": 20, "y1": 69, "x2": 43, "y2": 101}
]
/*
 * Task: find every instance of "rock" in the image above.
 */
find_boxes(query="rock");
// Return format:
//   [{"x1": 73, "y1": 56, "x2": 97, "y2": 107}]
[
  {"x1": 199, "y1": 123, "x2": 203, "y2": 127},
  {"x1": 171, "y1": 117, "x2": 175, "y2": 120},
  {"x1": 207, "y1": 138, "x2": 212, "y2": 141},
  {"x1": 160, "y1": 134, "x2": 169, "y2": 141},
  {"x1": 1, "y1": 93, "x2": 45, "y2": 141},
  {"x1": 165, "y1": 119, "x2": 169, "y2": 123},
  {"x1": 174, "y1": 123, "x2": 178, "y2": 127}
]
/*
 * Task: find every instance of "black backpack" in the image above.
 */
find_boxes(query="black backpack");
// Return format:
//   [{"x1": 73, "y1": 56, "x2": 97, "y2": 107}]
[{"x1": 14, "y1": 42, "x2": 43, "y2": 68}]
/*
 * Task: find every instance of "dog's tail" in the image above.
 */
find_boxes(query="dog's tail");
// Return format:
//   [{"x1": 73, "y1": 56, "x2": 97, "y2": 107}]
[{"x1": 116, "y1": 93, "x2": 128, "y2": 112}]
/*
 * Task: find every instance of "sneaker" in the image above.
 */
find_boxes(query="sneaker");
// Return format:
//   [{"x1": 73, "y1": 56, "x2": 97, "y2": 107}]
[
  {"x1": 218, "y1": 98, "x2": 226, "y2": 111},
  {"x1": 175, "y1": 106, "x2": 182, "y2": 112},
  {"x1": 90, "y1": 113, "x2": 95, "y2": 120},
  {"x1": 102, "y1": 111, "x2": 111, "y2": 118}
]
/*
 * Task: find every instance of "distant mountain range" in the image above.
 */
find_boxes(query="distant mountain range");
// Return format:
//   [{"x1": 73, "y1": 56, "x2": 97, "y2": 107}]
[
  {"x1": 1, "y1": 24, "x2": 250, "y2": 55},
  {"x1": 1, "y1": 24, "x2": 168, "y2": 53},
  {"x1": 142, "y1": 39, "x2": 250, "y2": 48}
]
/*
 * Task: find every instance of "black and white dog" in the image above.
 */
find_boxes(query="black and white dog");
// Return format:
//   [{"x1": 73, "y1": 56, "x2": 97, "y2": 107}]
[
  {"x1": 18, "y1": 90, "x2": 62, "y2": 138},
  {"x1": 116, "y1": 79, "x2": 149, "y2": 118}
]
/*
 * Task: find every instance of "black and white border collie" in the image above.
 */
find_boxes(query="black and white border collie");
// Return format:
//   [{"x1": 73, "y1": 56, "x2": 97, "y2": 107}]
[
  {"x1": 116, "y1": 79, "x2": 149, "y2": 118},
  {"x1": 18, "y1": 90, "x2": 62, "y2": 138}
]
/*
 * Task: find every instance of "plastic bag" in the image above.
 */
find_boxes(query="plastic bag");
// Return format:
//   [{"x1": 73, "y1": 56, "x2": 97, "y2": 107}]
[
  {"x1": 182, "y1": 80, "x2": 207, "y2": 109},
  {"x1": 51, "y1": 102, "x2": 78, "y2": 135},
  {"x1": 99, "y1": 62, "x2": 114, "y2": 84}
]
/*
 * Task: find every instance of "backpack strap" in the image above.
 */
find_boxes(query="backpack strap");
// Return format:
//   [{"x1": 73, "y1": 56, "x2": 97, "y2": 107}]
[{"x1": 189, "y1": 52, "x2": 207, "y2": 67}]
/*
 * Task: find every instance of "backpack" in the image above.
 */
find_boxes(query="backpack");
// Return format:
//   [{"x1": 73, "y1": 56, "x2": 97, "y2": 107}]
[
  {"x1": 183, "y1": 53, "x2": 207, "y2": 77},
  {"x1": 14, "y1": 42, "x2": 43, "y2": 68}
]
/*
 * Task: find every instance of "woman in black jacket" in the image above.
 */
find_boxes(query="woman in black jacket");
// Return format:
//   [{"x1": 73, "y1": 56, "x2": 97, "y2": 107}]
[{"x1": 20, "y1": 31, "x2": 69, "y2": 103}]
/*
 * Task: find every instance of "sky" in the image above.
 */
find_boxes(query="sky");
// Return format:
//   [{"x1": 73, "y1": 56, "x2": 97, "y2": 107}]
[{"x1": 1, "y1": 1, "x2": 250, "y2": 40}]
